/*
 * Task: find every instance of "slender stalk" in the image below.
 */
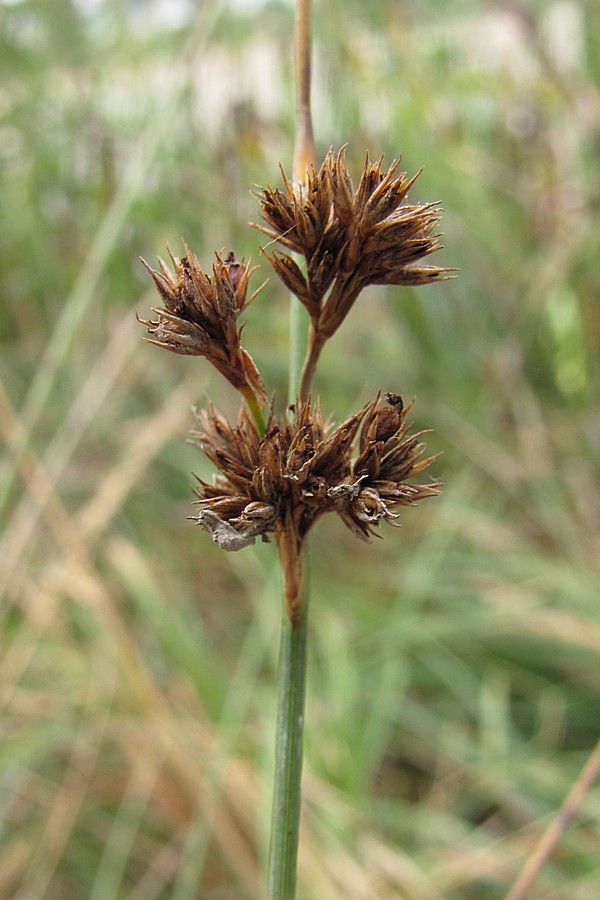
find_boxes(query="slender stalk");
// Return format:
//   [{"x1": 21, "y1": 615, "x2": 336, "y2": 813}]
[
  {"x1": 240, "y1": 384, "x2": 266, "y2": 436},
  {"x1": 288, "y1": 301, "x2": 307, "y2": 406},
  {"x1": 290, "y1": 0, "x2": 314, "y2": 406},
  {"x1": 267, "y1": 562, "x2": 309, "y2": 900},
  {"x1": 297, "y1": 321, "x2": 325, "y2": 404},
  {"x1": 292, "y1": 0, "x2": 314, "y2": 183},
  {"x1": 267, "y1": 3, "x2": 314, "y2": 896},
  {"x1": 289, "y1": 0, "x2": 315, "y2": 403}
]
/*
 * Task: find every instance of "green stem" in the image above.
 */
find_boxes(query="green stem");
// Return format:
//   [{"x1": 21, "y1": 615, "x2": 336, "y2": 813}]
[
  {"x1": 268, "y1": 287, "x2": 310, "y2": 898},
  {"x1": 241, "y1": 385, "x2": 267, "y2": 436},
  {"x1": 288, "y1": 300, "x2": 307, "y2": 406},
  {"x1": 297, "y1": 321, "x2": 325, "y2": 404},
  {"x1": 267, "y1": 579, "x2": 309, "y2": 900},
  {"x1": 267, "y1": 1, "x2": 314, "y2": 895}
]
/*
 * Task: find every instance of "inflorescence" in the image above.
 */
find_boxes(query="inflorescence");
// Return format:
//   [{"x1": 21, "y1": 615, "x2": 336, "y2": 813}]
[{"x1": 139, "y1": 148, "x2": 451, "y2": 621}]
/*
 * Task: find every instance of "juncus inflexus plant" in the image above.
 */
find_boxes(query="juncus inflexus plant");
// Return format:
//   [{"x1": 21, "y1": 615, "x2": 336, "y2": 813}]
[{"x1": 138, "y1": 4, "x2": 451, "y2": 898}]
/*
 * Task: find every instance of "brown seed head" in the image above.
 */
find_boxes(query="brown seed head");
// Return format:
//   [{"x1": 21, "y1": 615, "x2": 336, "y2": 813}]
[
  {"x1": 138, "y1": 246, "x2": 266, "y2": 402},
  {"x1": 190, "y1": 392, "x2": 440, "y2": 551},
  {"x1": 253, "y1": 148, "x2": 454, "y2": 341}
]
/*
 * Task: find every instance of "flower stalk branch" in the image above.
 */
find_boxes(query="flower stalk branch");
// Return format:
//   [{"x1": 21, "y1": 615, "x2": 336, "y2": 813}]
[{"x1": 298, "y1": 320, "x2": 325, "y2": 404}]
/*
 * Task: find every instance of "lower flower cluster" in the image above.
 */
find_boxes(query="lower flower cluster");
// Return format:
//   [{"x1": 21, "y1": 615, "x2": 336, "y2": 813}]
[{"x1": 190, "y1": 392, "x2": 440, "y2": 551}]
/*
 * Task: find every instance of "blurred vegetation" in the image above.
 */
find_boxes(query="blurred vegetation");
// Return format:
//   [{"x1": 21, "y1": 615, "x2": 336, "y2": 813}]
[{"x1": 1, "y1": 0, "x2": 599, "y2": 897}]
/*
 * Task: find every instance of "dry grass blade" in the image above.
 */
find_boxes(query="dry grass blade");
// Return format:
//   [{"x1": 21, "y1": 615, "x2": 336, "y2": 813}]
[
  {"x1": 505, "y1": 738, "x2": 600, "y2": 899},
  {"x1": 0, "y1": 314, "x2": 140, "y2": 592}
]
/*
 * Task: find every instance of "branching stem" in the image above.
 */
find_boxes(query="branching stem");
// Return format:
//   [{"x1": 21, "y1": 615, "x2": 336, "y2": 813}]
[
  {"x1": 240, "y1": 384, "x2": 266, "y2": 436},
  {"x1": 298, "y1": 322, "x2": 325, "y2": 404}
]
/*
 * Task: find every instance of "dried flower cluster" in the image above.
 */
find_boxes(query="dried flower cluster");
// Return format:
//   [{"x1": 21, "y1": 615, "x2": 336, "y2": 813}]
[
  {"x1": 138, "y1": 247, "x2": 266, "y2": 404},
  {"x1": 139, "y1": 148, "x2": 447, "y2": 622},
  {"x1": 254, "y1": 149, "x2": 451, "y2": 362},
  {"x1": 191, "y1": 393, "x2": 440, "y2": 621}
]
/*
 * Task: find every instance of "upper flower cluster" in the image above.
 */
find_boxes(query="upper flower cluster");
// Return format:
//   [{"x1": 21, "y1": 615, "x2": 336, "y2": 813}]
[{"x1": 254, "y1": 148, "x2": 451, "y2": 343}]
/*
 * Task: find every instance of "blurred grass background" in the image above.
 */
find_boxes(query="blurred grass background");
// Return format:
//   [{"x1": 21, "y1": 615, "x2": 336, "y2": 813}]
[{"x1": 1, "y1": 0, "x2": 599, "y2": 897}]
